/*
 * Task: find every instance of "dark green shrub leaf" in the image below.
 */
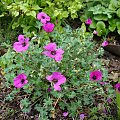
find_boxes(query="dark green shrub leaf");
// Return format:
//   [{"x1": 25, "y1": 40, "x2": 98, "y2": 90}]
[
  {"x1": 117, "y1": 8, "x2": 120, "y2": 18},
  {"x1": 94, "y1": 14, "x2": 108, "y2": 21}
]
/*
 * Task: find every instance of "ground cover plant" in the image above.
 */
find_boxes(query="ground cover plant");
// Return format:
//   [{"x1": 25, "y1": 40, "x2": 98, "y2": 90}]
[{"x1": 0, "y1": 12, "x2": 117, "y2": 119}]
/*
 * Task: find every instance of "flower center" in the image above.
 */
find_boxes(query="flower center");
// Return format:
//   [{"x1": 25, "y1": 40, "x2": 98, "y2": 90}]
[
  {"x1": 42, "y1": 16, "x2": 45, "y2": 19},
  {"x1": 92, "y1": 75, "x2": 97, "y2": 80},
  {"x1": 21, "y1": 79, "x2": 25, "y2": 84},
  {"x1": 51, "y1": 51, "x2": 56, "y2": 55},
  {"x1": 52, "y1": 79, "x2": 58, "y2": 84},
  {"x1": 22, "y1": 42, "x2": 26, "y2": 47}
]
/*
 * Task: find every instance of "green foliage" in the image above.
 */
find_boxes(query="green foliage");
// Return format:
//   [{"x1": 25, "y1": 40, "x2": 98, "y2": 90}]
[
  {"x1": 80, "y1": 0, "x2": 120, "y2": 36},
  {"x1": 0, "y1": 24, "x2": 114, "y2": 119},
  {"x1": 20, "y1": 98, "x2": 31, "y2": 113},
  {"x1": 0, "y1": 0, "x2": 83, "y2": 36}
]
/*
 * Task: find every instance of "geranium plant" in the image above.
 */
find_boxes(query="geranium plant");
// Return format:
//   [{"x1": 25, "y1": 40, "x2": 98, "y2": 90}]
[{"x1": 0, "y1": 22, "x2": 115, "y2": 119}]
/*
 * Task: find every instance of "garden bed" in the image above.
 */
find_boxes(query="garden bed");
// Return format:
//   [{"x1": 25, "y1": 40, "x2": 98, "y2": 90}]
[{"x1": 0, "y1": 0, "x2": 120, "y2": 120}]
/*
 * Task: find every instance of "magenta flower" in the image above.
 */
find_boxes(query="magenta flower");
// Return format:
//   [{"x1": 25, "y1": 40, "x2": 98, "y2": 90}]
[
  {"x1": 43, "y1": 42, "x2": 64, "y2": 62},
  {"x1": 80, "y1": 114, "x2": 85, "y2": 120},
  {"x1": 85, "y1": 18, "x2": 92, "y2": 25},
  {"x1": 115, "y1": 83, "x2": 120, "y2": 93},
  {"x1": 102, "y1": 41, "x2": 108, "y2": 47},
  {"x1": 42, "y1": 22, "x2": 55, "y2": 33},
  {"x1": 14, "y1": 73, "x2": 28, "y2": 88},
  {"x1": 13, "y1": 34, "x2": 29, "y2": 52},
  {"x1": 90, "y1": 70, "x2": 102, "y2": 81},
  {"x1": 46, "y1": 72, "x2": 66, "y2": 91},
  {"x1": 63, "y1": 112, "x2": 68, "y2": 117},
  {"x1": 37, "y1": 12, "x2": 50, "y2": 24},
  {"x1": 93, "y1": 30, "x2": 98, "y2": 35}
]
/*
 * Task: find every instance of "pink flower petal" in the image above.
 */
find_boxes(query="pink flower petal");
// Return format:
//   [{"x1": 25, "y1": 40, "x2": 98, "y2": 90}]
[
  {"x1": 25, "y1": 38, "x2": 29, "y2": 43},
  {"x1": 102, "y1": 41, "x2": 108, "y2": 47},
  {"x1": 52, "y1": 72, "x2": 62, "y2": 79},
  {"x1": 55, "y1": 55, "x2": 63, "y2": 62},
  {"x1": 15, "y1": 83, "x2": 24, "y2": 88},
  {"x1": 37, "y1": 12, "x2": 47, "y2": 20},
  {"x1": 85, "y1": 18, "x2": 92, "y2": 25},
  {"x1": 115, "y1": 83, "x2": 120, "y2": 93},
  {"x1": 56, "y1": 48, "x2": 64, "y2": 54},
  {"x1": 42, "y1": 51, "x2": 55, "y2": 58},
  {"x1": 45, "y1": 15, "x2": 50, "y2": 21},
  {"x1": 18, "y1": 34, "x2": 24, "y2": 43},
  {"x1": 63, "y1": 112, "x2": 68, "y2": 117},
  {"x1": 42, "y1": 22, "x2": 54, "y2": 33},
  {"x1": 93, "y1": 30, "x2": 98, "y2": 35},
  {"x1": 80, "y1": 114, "x2": 85, "y2": 120},
  {"x1": 13, "y1": 73, "x2": 28, "y2": 88},
  {"x1": 41, "y1": 19, "x2": 47, "y2": 24},
  {"x1": 44, "y1": 43, "x2": 56, "y2": 51},
  {"x1": 13, "y1": 42, "x2": 24, "y2": 52},
  {"x1": 46, "y1": 75, "x2": 53, "y2": 81},
  {"x1": 14, "y1": 79, "x2": 21, "y2": 86},
  {"x1": 13, "y1": 42, "x2": 29, "y2": 52},
  {"x1": 54, "y1": 84, "x2": 61, "y2": 91},
  {"x1": 24, "y1": 80, "x2": 28, "y2": 84}
]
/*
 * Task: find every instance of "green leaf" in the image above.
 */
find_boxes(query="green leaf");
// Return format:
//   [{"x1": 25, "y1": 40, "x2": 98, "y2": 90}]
[
  {"x1": 12, "y1": 22, "x2": 19, "y2": 29},
  {"x1": 94, "y1": 14, "x2": 108, "y2": 21},
  {"x1": 97, "y1": 21, "x2": 105, "y2": 29},
  {"x1": 20, "y1": 98, "x2": 31, "y2": 107},
  {"x1": 43, "y1": 97, "x2": 53, "y2": 106},
  {"x1": 32, "y1": 5, "x2": 41, "y2": 10},
  {"x1": 89, "y1": 5, "x2": 105, "y2": 14},
  {"x1": 0, "y1": 13, "x2": 5, "y2": 17},
  {"x1": 116, "y1": 21, "x2": 120, "y2": 30},
  {"x1": 54, "y1": 9, "x2": 61, "y2": 17},
  {"x1": 90, "y1": 20, "x2": 97, "y2": 29},
  {"x1": 109, "y1": 0, "x2": 118, "y2": 10},
  {"x1": 96, "y1": 21, "x2": 106, "y2": 36},
  {"x1": 118, "y1": 29, "x2": 120, "y2": 34},
  {"x1": 26, "y1": 11, "x2": 36, "y2": 18},
  {"x1": 12, "y1": 11, "x2": 19, "y2": 17},
  {"x1": 62, "y1": 11, "x2": 69, "y2": 18},
  {"x1": 117, "y1": 21, "x2": 120, "y2": 34},
  {"x1": 81, "y1": 23, "x2": 86, "y2": 33},
  {"x1": 68, "y1": 91, "x2": 76, "y2": 98},
  {"x1": 46, "y1": 1, "x2": 55, "y2": 7},
  {"x1": 117, "y1": 8, "x2": 120, "y2": 18},
  {"x1": 80, "y1": 15, "x2": 88, "y2": 22},
  {"x1": 109, "y1": 4, "x2": 116, "y2": 10},
  {"x1": 22, "y1": 26, "x2": 31, "y2": 33},
  {"x1": 109, "y1": 25, "x2": 116, "y2": 32}
]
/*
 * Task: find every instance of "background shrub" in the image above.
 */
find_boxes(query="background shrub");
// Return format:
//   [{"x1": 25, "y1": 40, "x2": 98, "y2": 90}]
[
  {"x1": 80, "y1": 0, "x2": 120, "y2": 36},
  {"x1": 0, "y1": 0, "x2": 83, "y2": 36}
]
